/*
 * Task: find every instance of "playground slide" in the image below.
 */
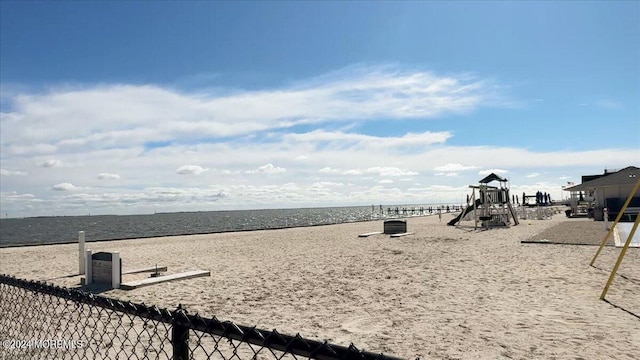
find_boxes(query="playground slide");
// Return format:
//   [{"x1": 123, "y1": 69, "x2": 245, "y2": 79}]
[
  {"x1": 448, "y1": 199, "x2": 482, "y2": 226},
  {"x1": 507, "y1": 202, "x2": 520, "y2": 225}
]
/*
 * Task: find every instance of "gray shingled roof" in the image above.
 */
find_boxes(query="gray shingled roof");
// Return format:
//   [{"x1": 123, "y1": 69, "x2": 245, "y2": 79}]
[
  {"x1": 478, "y1": 173, "x2": 508, "y2": 184},
  {"x1": 564, "y1": 166, "x2": 640, "y2": 191}
]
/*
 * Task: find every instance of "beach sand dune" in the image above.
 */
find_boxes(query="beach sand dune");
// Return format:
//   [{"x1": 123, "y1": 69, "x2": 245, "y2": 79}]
[{"x1": 1, "y1": 214, "x2": 638, "y2": 359}]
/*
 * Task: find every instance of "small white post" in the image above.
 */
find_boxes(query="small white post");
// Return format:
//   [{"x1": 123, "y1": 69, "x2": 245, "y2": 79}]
[
  {"x1": 85, "y1": 249, "x2": 92, "y2": 285},
  {"x1": 604, "y1": 208, "x2": 609, "y2": 230},
  {"x1": 78, "y1": 231, "x2": 85, "y2": 275},
  {"x1": 112, "y1": 252, "x2": 120, "y2": 289}
]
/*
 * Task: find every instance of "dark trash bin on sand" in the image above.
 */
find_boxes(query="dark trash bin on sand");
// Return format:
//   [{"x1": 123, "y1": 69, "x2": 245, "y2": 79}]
[{"x1": 384, "y1": 220, "x2": 407, "y2": 234}]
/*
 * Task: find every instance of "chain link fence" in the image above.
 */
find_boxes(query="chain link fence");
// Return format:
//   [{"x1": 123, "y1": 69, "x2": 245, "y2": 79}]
[{"x1": 0, "y1": 274, "x2": 402, "y2": 360}]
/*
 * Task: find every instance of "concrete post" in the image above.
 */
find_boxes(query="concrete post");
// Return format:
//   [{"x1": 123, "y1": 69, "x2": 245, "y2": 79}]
[
  {"x1": 85, "y1": 249, "x2": 92, "y2": 285},
  {"x1": 112, "y1": 252, "x2": 120, "y2": 289},
  {"x1": 79, "y1": 231, "x2": 85, "y2": 275}
]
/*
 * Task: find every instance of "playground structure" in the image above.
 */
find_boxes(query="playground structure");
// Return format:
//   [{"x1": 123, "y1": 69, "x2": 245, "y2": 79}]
[{"x1": 448, "y1": 173, "x2": 519, "y2": 229}]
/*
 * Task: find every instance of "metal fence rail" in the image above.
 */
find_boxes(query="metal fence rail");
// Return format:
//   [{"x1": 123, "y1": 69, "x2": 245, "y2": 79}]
[{"x1": 0, "y1": 274, "x2": 402, "y2": 360}]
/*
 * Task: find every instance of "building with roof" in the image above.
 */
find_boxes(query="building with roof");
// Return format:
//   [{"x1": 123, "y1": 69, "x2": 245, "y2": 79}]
[{"x1": 564, "y1": 166, "x2": 639, "y2": 221}]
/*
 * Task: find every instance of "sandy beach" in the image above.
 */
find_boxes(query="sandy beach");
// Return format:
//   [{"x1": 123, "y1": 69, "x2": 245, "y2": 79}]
[{"x1": 1, "y1": 213, "x2": 638, "y2": 359}]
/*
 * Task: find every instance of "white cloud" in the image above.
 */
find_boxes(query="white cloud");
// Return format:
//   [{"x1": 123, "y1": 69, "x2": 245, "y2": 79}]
[
  {"x1": 0, "y1": 65, "x2": 638, "y2": 217},
  {"x1": 282, "y1": 130, "x2": 451, "y2": 150},
  {"x1": 318, "y1": 167, "x2": 339, "y2": 174},
  {"x1": 433, "y1": 163, "x2": 478, "y2": 172},
  {"x1": 478, "y1": 169, "x2": 509, "y2": 176},
  {"x1": 177, "y1": 165, "x2": 207, "y2": 175},
  {"x1": 435, "y1": 172, "x2": 459, "y2": 177},
  {"x1": 366, "y1": 167, "x2": 418, "y2": 177},
  {"x1": 317, "y1": 166, "x2": 416, "y2": 177},
  {"x1": 596, "y1": 99, "x2": 622, "y2": 110},
  {"x1": 40, "y1": 159, "x2": 61, "y2": 168},
  {"x1": 344, "y1": 169, "x2": 364, "y2": 175},
  {"x1": 526, "y1": 173, "x2": 540, "y2": 178},
  {"x1": 1, "y1": 169, "x2": 27, "y2": 176},
  {"x1": 97, "y1": 173, "x2": 121, "y2": 180},
  {"x1": 311, "y1": 181, "x2": 344, "y2": 187},
  {"x1": 433, "y1": 163, "x2": 477, "y2": 177},
  {"x1": 0, "y1": 66, "x2": 491, "y2": 157},
  {"x1": 3, "y1": 138, "x2": 633, "y2": 217},
  {"x1": 51, "y1": 183, "x2": 77, "y2": 191},
  {"x1": 247, "y1": 163, "x2": 286, "y2": 174},
  {"x1": 1, "y1": 191, "x2": 36, "y2": 199}
]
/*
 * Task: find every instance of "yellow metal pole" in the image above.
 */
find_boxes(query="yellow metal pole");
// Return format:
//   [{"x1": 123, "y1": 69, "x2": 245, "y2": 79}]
[
  {"x1": 600, "y1": 214, "x2": 640, "y2": 300},
  {"x1": 590, "y1": 179, "x2": 640, "y2": 266}
]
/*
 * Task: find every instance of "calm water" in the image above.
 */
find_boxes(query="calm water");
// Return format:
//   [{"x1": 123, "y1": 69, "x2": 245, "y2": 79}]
[
  {"x1": 0, "y1": 206, "x2": 372, "y2": 247},
  {"x1": 0, "y1": 205, "x2": 458, "y2": 248}
]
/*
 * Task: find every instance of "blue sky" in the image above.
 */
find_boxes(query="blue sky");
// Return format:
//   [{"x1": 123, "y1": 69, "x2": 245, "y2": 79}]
[{"x1": 1, "y1": 1, "x2": 638, "y2": 217}]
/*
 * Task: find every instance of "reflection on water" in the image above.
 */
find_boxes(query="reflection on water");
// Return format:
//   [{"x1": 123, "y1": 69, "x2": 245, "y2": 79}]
[{"x1": 0, "y1": 206, "x2": 376, "y2": 247}]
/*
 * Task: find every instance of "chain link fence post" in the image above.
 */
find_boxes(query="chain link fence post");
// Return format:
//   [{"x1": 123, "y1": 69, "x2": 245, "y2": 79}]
[{"x1": 172, "y1": 305, "x2": 190, "y2": 360}]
